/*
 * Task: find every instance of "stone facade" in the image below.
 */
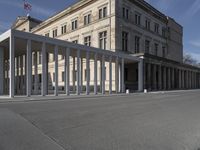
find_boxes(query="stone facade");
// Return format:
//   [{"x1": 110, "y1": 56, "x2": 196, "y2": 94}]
[{"x1": 7, "y1": 0, "x2": 200, "y2": 94}]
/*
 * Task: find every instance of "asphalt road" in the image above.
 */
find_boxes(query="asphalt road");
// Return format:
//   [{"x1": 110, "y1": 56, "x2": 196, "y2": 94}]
[{"x1": 1, "y1": 90, "x2": 200, "y2": 150}]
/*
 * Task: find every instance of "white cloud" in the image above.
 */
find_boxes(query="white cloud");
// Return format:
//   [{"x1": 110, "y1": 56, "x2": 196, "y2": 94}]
[
  {"x1": 190, "y1": 40, "x2": 200, "y2": 48},
  {"x1": 188, "y1": 52, "x2": 200, "y2": 63},
  {"x1": 185, "y1": 0, "x2": 200, "y2": 17}
]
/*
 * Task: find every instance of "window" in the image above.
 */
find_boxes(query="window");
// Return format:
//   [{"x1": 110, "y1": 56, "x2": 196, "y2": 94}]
[
  {"x1": 61, "y1": 24, "x2": 67, "y2": 34},
  {"x1": 62, "y1": 72, "x2": 65, "y2": 82},
  {"x1": 84, "y1": 14, "x2": 91, "y2": 25},
  {"x1": 84, "y1": 36, "x2": 91, "y2": 46},
  {"x1": 52, "y1": 29, "x2": 58, "y2": 38},
  {"x1": 162, "y1": 27, "x2": 166, "y2": 37},
  {"x1": 122, "y1": 7, "x2": 129, "y2": 19},
  {"x1": 53, "y1": 73, "x2": 55, "y2": 82},
  {"x1": 145, "y1": 40, "x2": 150, "y2": 53},
  {"x1": 73, "y1": 70, "x2": 77, "y2": 81},
  {"x1": 162, "y1": 46, "x2": 166, "y2": 58},
  {"x1": 154, "y1": 43, "x2": 158, "y2": 56},
  {"x1": 154, "y1": 23, "x2": 159, "y2": 34},
  {"x1": 39, "y1": 74, "x2": 42, "y2": 83},
  {"x1": 122, "y1": 31, "x2": 128, "y2": 52},
  {"x1": 135, "y1": 13, "x2": 141, "y2": 25},
  {"x1": 99, "y1": 31, "x2": 107, "y2": 49},
  {"x1": 72, "y1": 40, "x2": 78, "y2": 44},
  {"x1": 99, "y1": 6, "x2": 107, "y2": 19},
  {"x1": 39, "y1": 52, "x2": 42, "y2": 64},
  {"x1": 145, "y1": 19, "x2": 151, "y2": 30},
  {"x1": 45, "y1": 32, "x2": 49, "y2": 37},
  {"x1": 135, "y1": 36, "x2": 140, "y2": 53},
  {"x1": 72, "y1": 19, "x2": 78, "y2": 30}
]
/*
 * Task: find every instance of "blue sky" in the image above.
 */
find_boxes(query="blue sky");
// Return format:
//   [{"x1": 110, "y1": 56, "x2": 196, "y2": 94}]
[{"x1": 0, "y1": 0, "x2": 199, "y2": 62}]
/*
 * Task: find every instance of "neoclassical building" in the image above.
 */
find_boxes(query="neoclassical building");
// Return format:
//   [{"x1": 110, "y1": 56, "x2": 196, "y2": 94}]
[{"x1": 0, "y1": 0, "x2": 200, "y2": 97}]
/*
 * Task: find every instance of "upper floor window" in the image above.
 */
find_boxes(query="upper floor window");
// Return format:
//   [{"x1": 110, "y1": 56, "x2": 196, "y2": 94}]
[
  {"x1": 84, "y1": 36, "x2": 91, "y2": 46},
  {"x1": 84, "y1": 14, "x2": 91, "y2": 25},
  {"x1": 154, "y1": 43, "x2": 158, "y2": 56},
  {"x1": 72, "y1": 40, "x2": 78, "y2": 44},
  {"x1": 122, "y1": 31, "x2": 128, "y2": 52},
  {"x1": 135, "y1": 13, "x2": 141, "y2": 25},
  {"x1": 72, "y1": 19, "x2": 78, "y2": 30},
  {"x1": 61, "y1": 24, "x2": 67, "y2": 34},
  {"x1": 99, "y1": 31, "x2": 107, "y2": 49},
  {"x1": 154, "y1": 23, "x2": 159, "y2": 34},
  {"x1": 135, "y1": 36, "x2": 140, "y2": 53},
  {"x1": 45, "y1": 32, "x2": 49, "y2": 37},
  {"x1": 145, "y1": 40, "x2": 150, "y2": 53},
  {"x1": 122, "y1": 7, "x2": 129, "y2": 20},
  {"x1": 162, "y1": 27, "x2": 166, "y2": 37},
  {"x1": 52, "y1": 29, "x2": 57, "y2": 38},
  {"x1": 162, "y1": 46, "x2": 166, "y2": 58},
  {"x1": 99, "y1": 6, "x2": 107, "y2": 19},
  {"x1": 145, "y1": 19, "x2": 151, "y2": 30}
]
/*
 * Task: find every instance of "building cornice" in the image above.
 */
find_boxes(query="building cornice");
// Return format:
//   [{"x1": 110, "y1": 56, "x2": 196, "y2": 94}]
[{"x1": 31, "y1": 0, "x2": 97, "y2": 33}]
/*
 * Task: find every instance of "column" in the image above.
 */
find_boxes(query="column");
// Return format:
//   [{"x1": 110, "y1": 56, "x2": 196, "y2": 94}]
[
  {"x1": 34, "y1": 52, "x2": 39, "y2": 94},
  {"x1": 42, "y1": 42, "x2": 47, "y2": 96},
  {"x1": 163, "y1": 66, "x2": 167, "y2": 90},
  {"x1": 9, "y1": 35, "x2": 15, "y2": 97},
  {"x1": 26, "y1": 40, "x2": 32, "y2": 97},
  {"x1": 158, "y1": 65, "x2": 162, "y2": 90},
  {"x1": 73, "y1": 56, "x2": 76, "y2": 92},
  {"x1": 86, "y1": 51, "x2": 90, "y2": 95},
  {"x1": 76, "y1": 50, "x2": 80, "y2": 95},
  {"x1": 20, "y1": 55, "x2": 23, "y2": 94},
  {"x1": 94, "y1": 53, "x2": 98, "y2": 95},
  {"x1": 16, "y1": 57, "x2": 19, "y2": 95},
  {"x1": 101, "y1": 55, "x2": 105, "y2": 94},
  {"x1": 147, "y1": 63, "x2": 151, "y2": 90},
  {"x1": 171, "y1": 68, "x2": 175, "y2": 89},
  {"x1": 179, "y1": 69, "x2": 182, "y2": 89},
  {"x1": 168, "y1": 67, "x2": 171, "y2": 90},
  {"x1": 121, "y1": 58, "x2": 125, "y2": 93},
  {"x1": 138, "y1": 59, "x2": 144, "y2": 92},
  {"x1": 182, "y1": 70, "x2": 185, "y2": 89},
  {"x1": 80, "y1": 57, "x2": 83, "y2": 93},
  {"x1": 54, "y1": 45, "x2": 58, "y2": 96},
  {"x1": 0, "y1": 47, "x2": 4, "y2": 95},
  {"x1": 109, "y1": 56, "x2": 112, "y2": 94},
  {"x1": 153, "y1": 64, "x2": 157, "y2": 90},
  {"x1": 115, "y1": 57, "x2": 119, "y2": 93},
  {"x1": 65, "y1": 48, "x2": 70, "y2": 95}
]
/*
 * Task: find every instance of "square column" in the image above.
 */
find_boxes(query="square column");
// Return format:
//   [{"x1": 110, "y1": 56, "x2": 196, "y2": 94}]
[
  {"x1": 76, "y1": 50, "x2": 80, "y2": 95},
  {"x1": 94, "y1": 53, "x2": 98, "y2": 95},
  {"x1": 34, "y1": 52, "x2": 39, "y2": 94},
  {"x1": 109, "y1": 56, "x2": 112, "y2": 94},
  {"x1": 101, "y1": 55, "x2": 105, "y2": 94},
  {"x1": 65, "y1": 48, "x2": 70, "y2": 95},
  {"x1": 86, "y1": 51, "x2": 90, "y2": 95},
  {"x1": 168, "y1": 67, "x2": 171, "y2": 90},
  {"x1": 158, "y1": 65, "x2": 162, "y2": 90},
  {"x1": 54, "y1": 45, "x2": 58, "y2": 96},
  {"x1": 138, "y1": 59, "x2": 144, "y2": 92},
  {"x1": 115, "y1": 57, "x2": 119, "y2": 93},
  {"x1": 0, "y1": 47, "x2": 4, "y2": 95},
  {"x1": 147, "y1": 63, "x2": 152, "y2": 90},
  {"x1": 42, "y1": 42, "x2": 47, "y2": 96},
  {"x1": 26, "y1": 40, "x2": 32, "y2": 97},
  {"x1": 9, "y1": 35, "x2": 15, "y2": 98},
  {"x1": 121, "y1": 58, "x2": 125, "y2": 93},
  {"x1": 163, "y1": 67, "x2": 167, "y2": 90},
  {"x1": 153, "y1": 64, "x2": 157, "y2": 90}
]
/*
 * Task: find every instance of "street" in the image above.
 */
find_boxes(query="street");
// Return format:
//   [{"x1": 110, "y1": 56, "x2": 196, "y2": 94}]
[{"x1": 0, "y1": 90, "x2": 200, "y2": 150}]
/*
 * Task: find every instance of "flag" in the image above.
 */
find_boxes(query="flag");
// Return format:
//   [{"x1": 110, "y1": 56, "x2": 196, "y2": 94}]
[{"x1": 24, "y1": 1, "x2": 32, "y2": 11}]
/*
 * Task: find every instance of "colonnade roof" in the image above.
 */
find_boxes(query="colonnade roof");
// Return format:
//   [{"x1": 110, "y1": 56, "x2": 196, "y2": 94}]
[{"x1": 0, "y1": 29, "x2": 141, "y2": 63}]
